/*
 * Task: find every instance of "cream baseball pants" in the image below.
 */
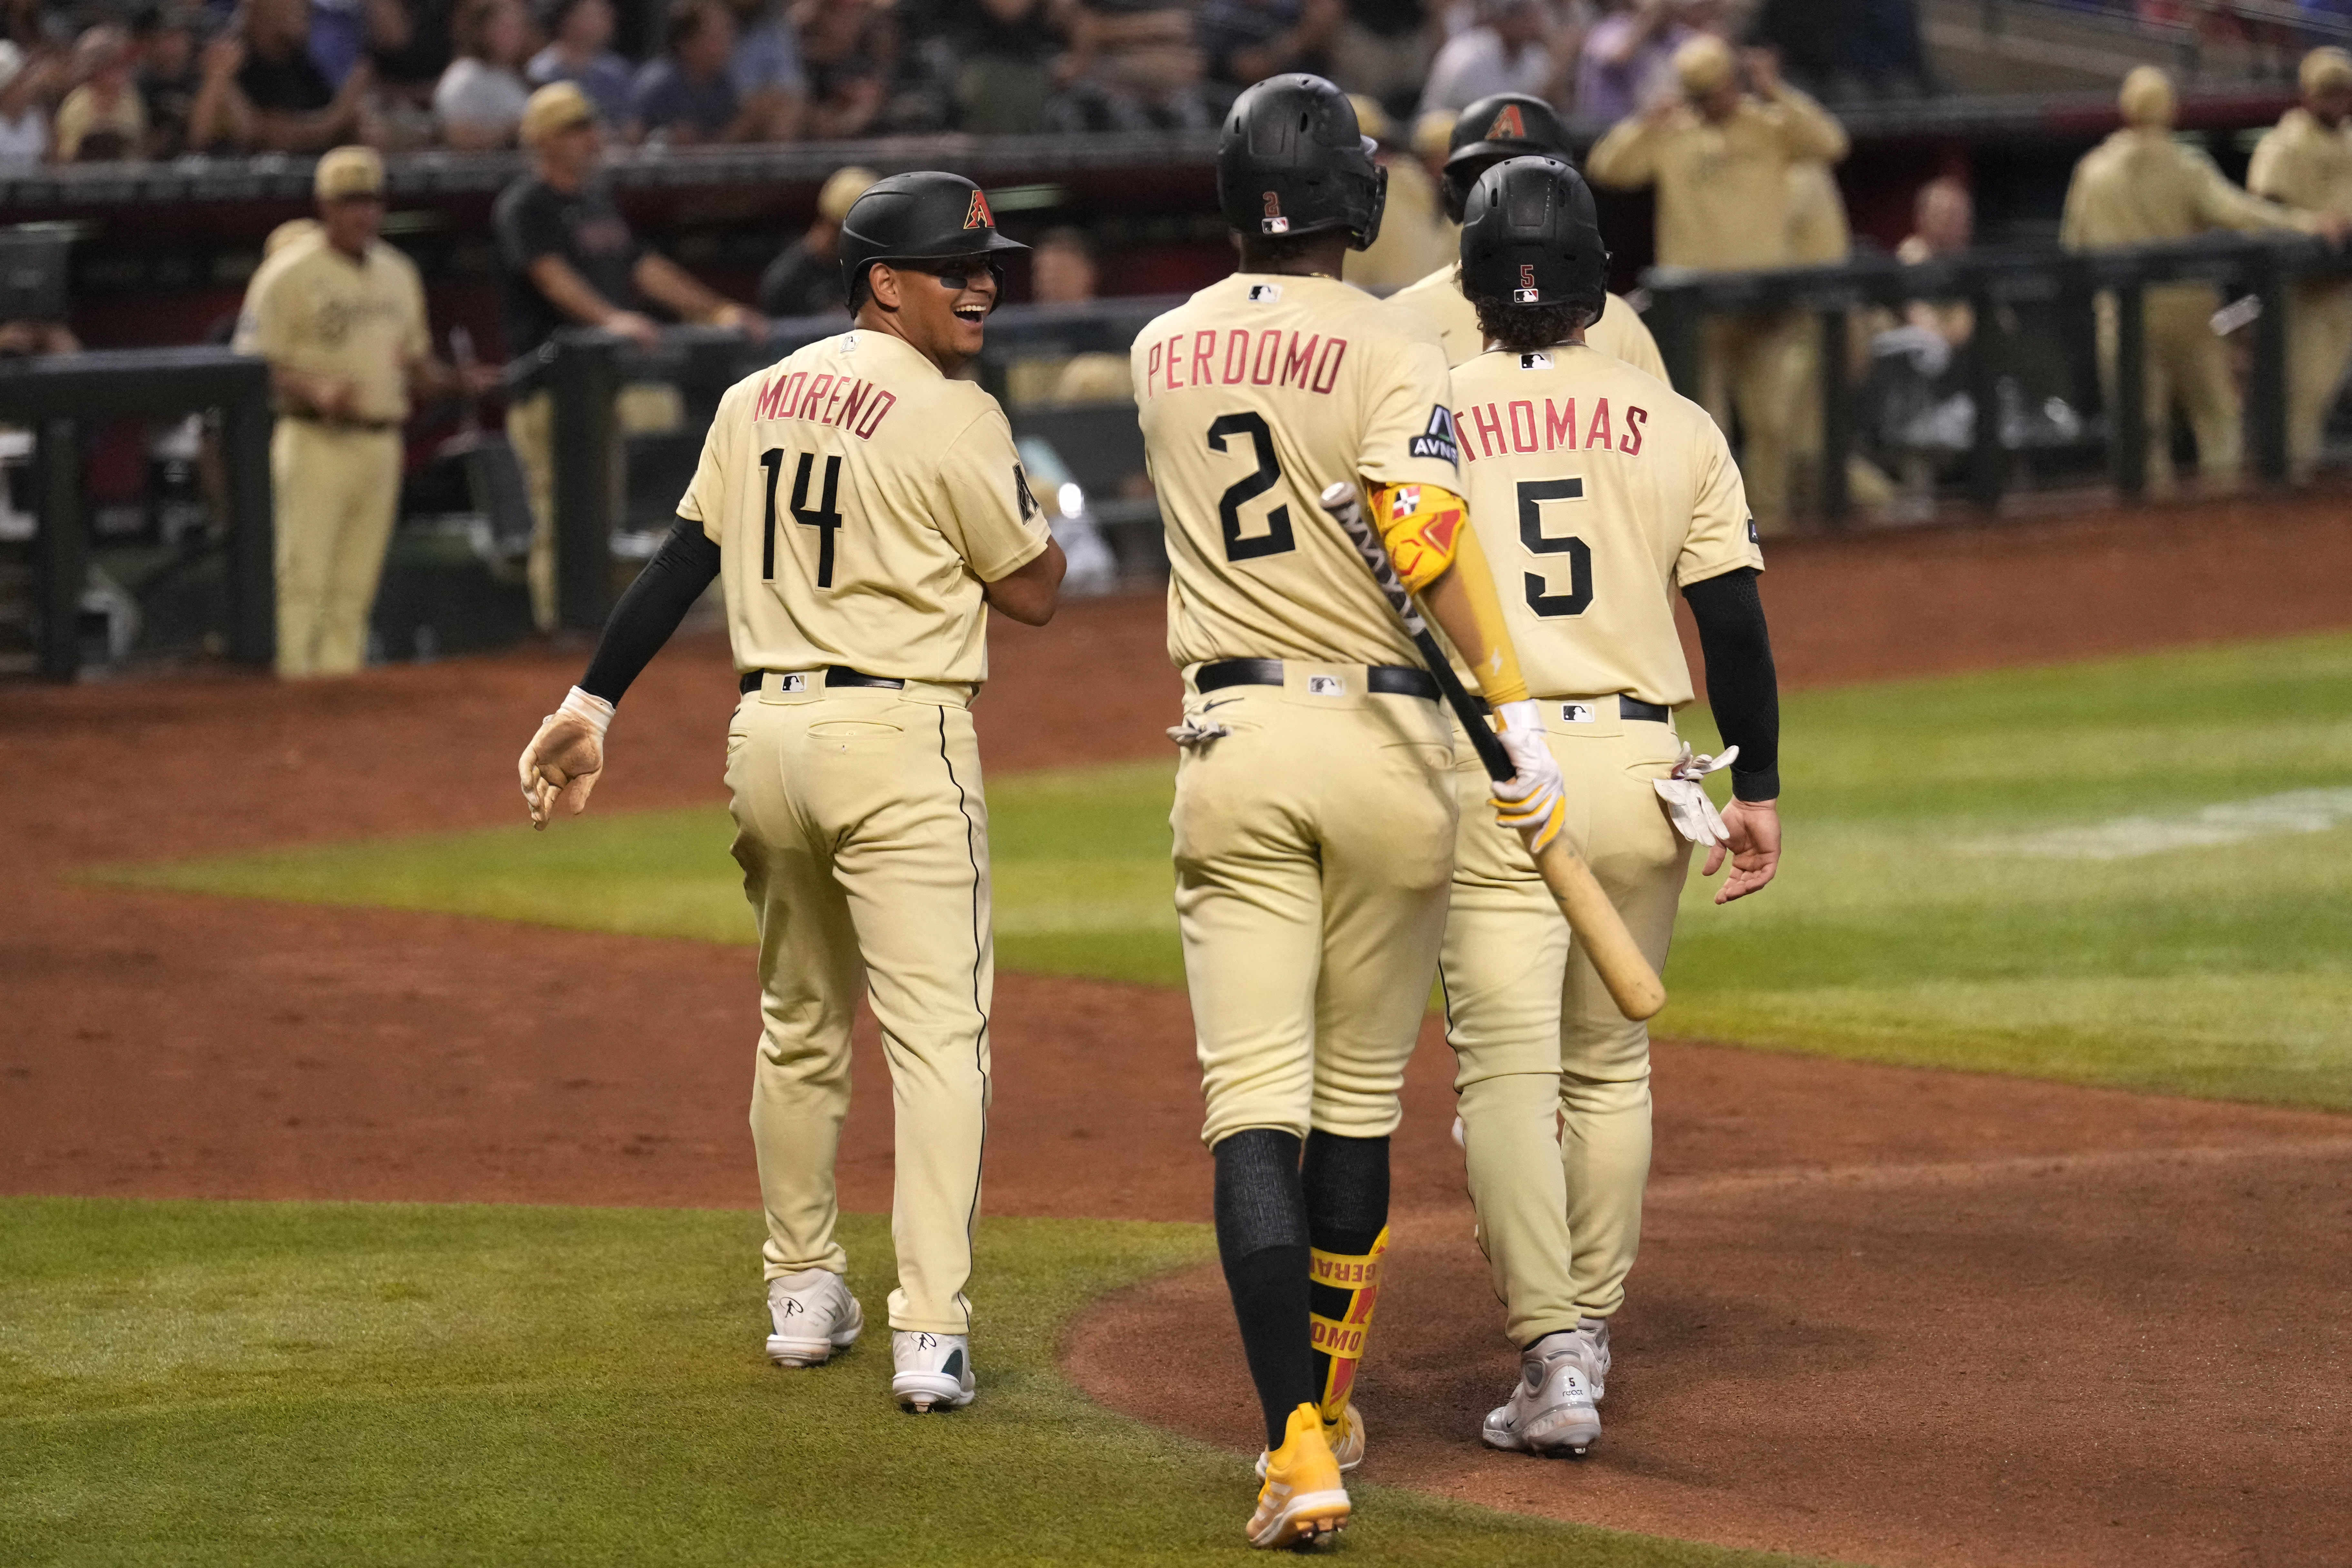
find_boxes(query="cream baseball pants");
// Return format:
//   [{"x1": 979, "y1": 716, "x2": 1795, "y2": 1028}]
[
  {"x1": 1439, "y1": 702, "x2": 1691, "y2": 1346},
  {"x1": 727, "y1": 674, "x2": 992, "y2": 1335},
  {"x1": 1171, "y1": 663, "x2": 1458, "y2": 1149},
  {"x1": 271, "y1": 419, "x2": 400, "y2": 678}
]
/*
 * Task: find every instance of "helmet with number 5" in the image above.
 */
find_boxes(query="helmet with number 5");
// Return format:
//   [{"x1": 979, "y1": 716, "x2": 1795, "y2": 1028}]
[{"x1": 1458, "y1": 156, "x2": 1609, "y2": 329}]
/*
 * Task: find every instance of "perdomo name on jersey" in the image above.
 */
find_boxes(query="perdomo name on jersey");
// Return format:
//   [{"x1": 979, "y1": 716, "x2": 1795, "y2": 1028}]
[
  {"x1": 1141, "y1": 328, "x2": 1347, "y2": 398},
  {"x1": 751, "y1": 368, "x2": 899, "y2": 440},
  {"x1": 1458, "y1": 396, "x2": 1647, "y2": 461}
]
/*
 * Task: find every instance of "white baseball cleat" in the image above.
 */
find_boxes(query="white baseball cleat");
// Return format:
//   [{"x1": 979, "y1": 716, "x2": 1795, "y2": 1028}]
[
  {"x1": 1482, "y1": 1332, "x2": 1603, "y2": 1457},
  {"x1": 891, "y1": 1329, "x2": 976, "y2": 1412},
  {"x1": 1578, "y1": 1316, "x2": 1611, "y2": 1401},
  {"x1": 764, "y1": 1269, "x2": 863, "y2": 1367}
]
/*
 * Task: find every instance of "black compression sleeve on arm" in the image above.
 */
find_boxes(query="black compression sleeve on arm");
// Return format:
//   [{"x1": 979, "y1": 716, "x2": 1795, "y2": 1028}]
[
  {"x1": 576, "y1": 517, "x2": 721, "y2": 704},
  {"x1": 1681, "y1": 567, "x2": 1781, "y2": 801}
]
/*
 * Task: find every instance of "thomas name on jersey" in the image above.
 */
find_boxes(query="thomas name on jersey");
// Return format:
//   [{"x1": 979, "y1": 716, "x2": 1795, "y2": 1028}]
[
  {"x1": 1456, "y1": 395, "x2": 1648, "y2": 461},
  {"x1": 1140, "y1": 327, "x2": 1349, "y2": 397},
  {"x1": 749, "y1": 364, "x2": 900, "y2": 440}
]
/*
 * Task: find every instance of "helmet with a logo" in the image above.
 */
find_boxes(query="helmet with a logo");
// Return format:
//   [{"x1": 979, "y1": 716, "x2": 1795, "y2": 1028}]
[
  {"x1": 1216, "y1": 74, "x2": 1387, "y2": 251},
  {"x1": 1441, "y1": 93, "x2": 1575, "y2": 222},
  {"x1": 838, "y1": 171, "x2": 1029, "y2": 311},
  {"x1": 1458, "y1": 156, "x2": 1609, "y2": 327}
]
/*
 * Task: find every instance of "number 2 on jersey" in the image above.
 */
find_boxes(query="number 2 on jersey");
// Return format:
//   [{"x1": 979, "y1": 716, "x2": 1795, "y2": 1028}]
[
  {"x1": 761, "y1": 449, "x2": 847, "y2": 588},
  {"x1": 1206, "y1": 411, "x2": 1295, "y2": 562},
  {"x1": 1518, "y1": 477, "x2": 1592, "y2": 617}
]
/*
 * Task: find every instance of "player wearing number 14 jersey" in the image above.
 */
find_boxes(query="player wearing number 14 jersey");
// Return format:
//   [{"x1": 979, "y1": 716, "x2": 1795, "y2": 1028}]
[{"x1": 514, "y1": 171, "x2": 1065, "y2": 1415}]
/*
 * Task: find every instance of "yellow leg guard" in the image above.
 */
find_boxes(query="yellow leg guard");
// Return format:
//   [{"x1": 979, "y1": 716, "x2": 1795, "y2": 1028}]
[{"x1": 1309, "y1": 1226, "x2": 1390, "y2": 1429}]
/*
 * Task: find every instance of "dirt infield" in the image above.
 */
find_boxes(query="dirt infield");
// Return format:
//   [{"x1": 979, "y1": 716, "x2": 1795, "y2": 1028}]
[{"x1": 4, "y1": 496, "x2": 2350, "y2": 1566}]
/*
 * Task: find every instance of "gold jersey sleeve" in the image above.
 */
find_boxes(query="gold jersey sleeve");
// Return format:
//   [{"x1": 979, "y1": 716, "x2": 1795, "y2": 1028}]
[
  {"x1": 1133, "y1": 273, "x2": 1466, "y2": 668},
  {"x1": 678, "y1": 329, "x2": 1051, "y2": 684},
  {"x1": 1447, "y1": 342, "x2": 1762, "y2": 708},
  {"x1": 233, "y1": 238, "x2": 430, "y2": 423},
  {"x1": 1388, "y1": 264, "x2": 1666, "y2": 379}
]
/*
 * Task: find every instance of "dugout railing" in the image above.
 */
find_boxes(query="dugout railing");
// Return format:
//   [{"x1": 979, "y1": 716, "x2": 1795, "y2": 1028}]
[
  {"x1": 1643, "y1": 230, "x2": 2352, "y2": 524},
  {"x1": 1, "y1": 346, "x2": 272, "y2": 681}
]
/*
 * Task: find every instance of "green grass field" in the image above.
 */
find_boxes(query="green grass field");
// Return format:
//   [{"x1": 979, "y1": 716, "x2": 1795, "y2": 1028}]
[
  {"x1": 0, "y1": 1198, "x2": 1821, "y2": 1568},
  {"x1": 96, "y1": 632, "x2": 2352, "y2": 1109}
]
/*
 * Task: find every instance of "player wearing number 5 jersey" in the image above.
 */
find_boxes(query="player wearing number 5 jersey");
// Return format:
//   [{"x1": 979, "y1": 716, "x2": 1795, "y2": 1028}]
[
  {"x1": 1135, "y1": 75, "x2": 1563, "y2": 1549},
  {"x1": 1437, "y1": 157, "x2": 1784, "y2": 1459},
  {"x1": 515, "y1": 171, "x2": 1066, "y2": 1414}
]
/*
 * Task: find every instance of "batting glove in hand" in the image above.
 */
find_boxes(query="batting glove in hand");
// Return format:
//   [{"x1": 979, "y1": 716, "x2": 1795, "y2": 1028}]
[
  {"x1": 1489, "y1": 698, "x2": 1568, "y2": 853},
  {"x1": 1653, "y1": 743, "x2": 1739, "y2": 849},
  {"x1": 519, "y1": 686, "x2": 613, "y2": 830}
]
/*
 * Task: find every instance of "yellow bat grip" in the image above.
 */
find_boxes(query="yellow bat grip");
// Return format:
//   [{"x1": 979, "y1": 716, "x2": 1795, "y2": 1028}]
[{"x1": 1528, "y1": 832, "x2": 1668, "y2": 1021}]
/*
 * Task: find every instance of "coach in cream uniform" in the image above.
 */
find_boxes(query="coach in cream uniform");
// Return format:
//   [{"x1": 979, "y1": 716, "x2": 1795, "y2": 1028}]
[
  {"x1": 1440, "y1": 157, "x2": 1784, "y2": 1459},
  {"x1": 237, "y1": 146, "x2": 432, "y2": 678},
  {"x1": 2250, "y1": 48, "x2": 2352, "y2": 477},
  {"x1": 518, "y1": 172, "x2": 1065, "y2": 1414}
]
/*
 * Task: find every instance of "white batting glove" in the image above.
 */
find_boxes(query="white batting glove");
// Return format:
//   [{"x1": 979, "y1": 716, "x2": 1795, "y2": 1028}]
[
  {"x1": 1488, "y1": 698, "x2": 1567, "y2": 853},
  {"x1": 519, "y1": 686, "x2": 614, "y2": 830},
  {"x1": 1653, "y1": 742, "x2": 1738, "y2": 848}
]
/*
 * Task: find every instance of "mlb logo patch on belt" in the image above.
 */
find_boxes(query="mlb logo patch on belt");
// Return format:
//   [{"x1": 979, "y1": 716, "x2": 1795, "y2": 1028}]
[
  {"x1": 1306, "y1": 675, "x2": 1345, "y2": 696},
  {"x1": 1560, "y1": 702, "x2": 1595, "y2": 723},
  {"x1": 781, "y1": 673, "x2": 807, "y2": 692}
]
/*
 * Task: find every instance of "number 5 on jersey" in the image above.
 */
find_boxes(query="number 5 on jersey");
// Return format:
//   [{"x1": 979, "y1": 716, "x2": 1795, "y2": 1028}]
[
  {"x1": 1519, "y1": 477, "x2": 1592, "y2": 618},
  {"x1": 761, "y1": 449, "x2": 848, "y2": 587}
]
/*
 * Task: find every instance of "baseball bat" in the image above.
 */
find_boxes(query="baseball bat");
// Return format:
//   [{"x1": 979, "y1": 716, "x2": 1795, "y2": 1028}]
[{"x1": 1319, "y1": 482, "x2": 1667, "y2": 1023}]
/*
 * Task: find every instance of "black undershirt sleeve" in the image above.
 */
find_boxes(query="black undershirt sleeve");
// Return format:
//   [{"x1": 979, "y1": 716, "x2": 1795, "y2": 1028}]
[
  {"x1": 1680, "y1": 566, "x2": 1781, "y2": 802},
  {"x1": 577, "y1": 517, "x2": 721, "y2": 704}
]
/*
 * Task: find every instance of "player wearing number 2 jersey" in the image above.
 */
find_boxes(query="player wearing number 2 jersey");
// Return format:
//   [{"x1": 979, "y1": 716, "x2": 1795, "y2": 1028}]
[
  {"x1": 515, "y1": 172, "x2": 1066, "y2": 1415},
  {"x1": 1135, "y1": 74, "x2": 1563, "y2": 1549}
]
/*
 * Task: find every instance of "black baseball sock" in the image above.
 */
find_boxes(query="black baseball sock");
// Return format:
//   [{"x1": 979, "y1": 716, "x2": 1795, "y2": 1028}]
[
  {"x1": 1213, "y1": 1128, "x2": 1314, "y2": 1452},
  {"x1": 1303, "y1": 1130, "x2": 1391, "y2": 1411}
]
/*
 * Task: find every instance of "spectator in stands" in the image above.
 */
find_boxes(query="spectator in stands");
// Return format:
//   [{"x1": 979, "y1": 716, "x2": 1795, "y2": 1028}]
[
  {"x1": 53, "y1": 24, "x2": 144, "y2": 159},
  {"x1": 725, "y1": 0, "x2": 806, "y2": 140},
  {"x1": 527, "y1": 0, "x2": 630, "y2": 125},
  {"x1": 496, "y1": 81, "x2": 767, "y2": 630},
  {"x1": 628, "y1": 0, "x2": 757, "y2": 144},
  {"x1": 193, "y1": 0, "x2": 379, "y2": 152},
  {"x1": 309, "y1": 0, "x2": 408, "y2": 87},
  {"x1": 946, "y1": 0, "x2": 1073, "y2": 133},
  {"x1": 1012, "y1": 226, "x2": 1133, "y2": 402},
  {"x1": 756, "y1": 164, "x2": 875, "y2": 318},
  {"x1": 369, "y1": 0, "x2": 458, "y2": 100},
  {"x1": 1419, "y1": 0, "x2": 1571, "y2": 118},
  {"x1": 1577, "y1": 0, "x2": 1716, "y2": 124},
  {"x1": 1329, "y1": 0, "x2": 1429, "y2": 115},
  {"x1": 798, "y1": 0, "x2": 891, "y2": 139},
  {"x1": 2250, "y1": 46, "x2": 2352, "y2": 478},
  {"x1": 234, "y1": 147, "x2": 485, "y2": 677},
  {"x1": 435, "y1": 0, "x2": 532, "y2": 147},
  {"x1": 2063, "y1": 65, "x2": 2340, "y2": 493},
  {"x1": 1049, "y1": 0, "x2": 1210, "y2": 131},
  {"x1": 136, "y1": 3, "x2": 207, "y2": 157},
  {"x1": 1342, "y1": 93, "x2": 1455, "y2": 289},
  {"x1": 1587, "y1": 35, "x2": 1847, "y2": 529},
  {"x1": 1198, "y1": 0, "x2": 1341, "y2": 86},
  {"x1": 0, "y1": 41, "x2": 58, "y2": 164}
]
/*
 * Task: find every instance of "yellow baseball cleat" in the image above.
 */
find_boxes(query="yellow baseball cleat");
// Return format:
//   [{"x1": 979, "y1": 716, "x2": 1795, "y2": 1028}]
[
  {"x1": 1258, "y1": 1402, "x2": 1365, "y2": 1477},
  {"x1": 1247, "y1": 1403, "x2": 1351, "y2": 1548}
]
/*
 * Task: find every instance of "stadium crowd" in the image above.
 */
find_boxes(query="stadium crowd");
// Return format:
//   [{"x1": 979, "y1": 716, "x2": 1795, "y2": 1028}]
[{"x1": 0, "y1": 0, "x2": 1931, "y2": 162}]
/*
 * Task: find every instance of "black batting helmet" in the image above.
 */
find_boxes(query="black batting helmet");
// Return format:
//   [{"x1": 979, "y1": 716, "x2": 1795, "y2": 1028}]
[
  {"x1": 1459, "y1": 156, "x2": 1608, "y2": 327},
  {"x1": 1441, "y1": 93, "x2": 1574, "y2": 222},
  {"x1": 839, "y1": 171, "x2": 1028, "y2": 312},
  {"x1": 1217, "y1": 74, "x2": 1386, "y2": 251}
]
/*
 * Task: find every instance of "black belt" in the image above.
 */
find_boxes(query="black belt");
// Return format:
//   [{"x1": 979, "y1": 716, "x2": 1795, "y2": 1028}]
[
  {"x1": 1467, "y1": 693, "x2": 1670, "y2": 723},
  {"x1": 1195, "y1": 658, "x2": 1440, "y2": 700},
  {"x1": 739, "y1": 667, "x2": 904, "y2": 694}
]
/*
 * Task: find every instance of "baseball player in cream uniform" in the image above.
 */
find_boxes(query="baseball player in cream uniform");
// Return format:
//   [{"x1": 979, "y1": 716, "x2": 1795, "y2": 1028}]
[
  {"x1": 517, "y1": 172, "x2": 1066, "y2": 1413},
  {"x1": 1137, "y1": 75, "x2": 1564, "y2": 1548},
  {"x1": 1388, "y1": 92, "x2": 1667, "y2": 380},
  {"x1": 236, "y1": 146, "x2": 474, "y2": 677},
  {"x1": 2249, "y1": 48, "x2": 2352, "y2": 478},
  {"x1": 1439, "y1": 156, "x2": 1785, "y2": 1457}
]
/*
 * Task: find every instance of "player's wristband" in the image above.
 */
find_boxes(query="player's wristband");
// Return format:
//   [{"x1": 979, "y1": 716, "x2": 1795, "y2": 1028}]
[{"x1": 558, "y1": 686, "x2": 615, "y2": 738}]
